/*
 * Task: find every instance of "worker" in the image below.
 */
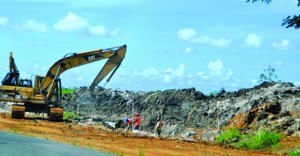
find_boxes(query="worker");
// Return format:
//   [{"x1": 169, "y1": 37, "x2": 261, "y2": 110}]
[
  {"x1": 134, "y1": 112, "x2": 141, "y2": 130},
  {"x1": 155, "y1": 118, "x2": 163, "y2": 137},
  {"x1": 124, "y1": 117, "x2": 132, "y2": 131}
]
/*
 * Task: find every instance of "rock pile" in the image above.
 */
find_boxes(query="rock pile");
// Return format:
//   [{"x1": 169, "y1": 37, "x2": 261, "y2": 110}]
[{"x1": 62, "y1": 82, "x2": 300, "y2": 139}]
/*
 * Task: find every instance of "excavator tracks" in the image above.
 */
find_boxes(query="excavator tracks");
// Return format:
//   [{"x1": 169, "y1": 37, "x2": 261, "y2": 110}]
[
  {"x1": 49, "y1": 107, "x2": 63, "y2": 121},
  {"x1": 11, "y1": 105, "x2": 25, "y2": 119}
]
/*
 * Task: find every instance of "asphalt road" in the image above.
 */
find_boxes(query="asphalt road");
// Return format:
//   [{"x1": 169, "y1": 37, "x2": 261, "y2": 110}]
[{"x1": 0, "y1": 131, "x2": 115, "y2": 156}]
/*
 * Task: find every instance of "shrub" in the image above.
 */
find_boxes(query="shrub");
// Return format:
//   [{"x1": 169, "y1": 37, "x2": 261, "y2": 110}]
[
  {"x1": 63, "y1": 111, "x2": 77, "y2": 120},
  {"x1": 217, "y1": 128, "x2": 242, "y2": 146},
  {"x1": 289, "y1": 149, "x2": 300, "y2": 156},
  {"x1": 237, "y1": 130, "x2": 282, "y2": 150},
  {"x1": 217, "y1": 128, "x2": 282, "y2": 150},
  {"x1": 61, "y1": 88, "x2": 74, "y2": 96}
]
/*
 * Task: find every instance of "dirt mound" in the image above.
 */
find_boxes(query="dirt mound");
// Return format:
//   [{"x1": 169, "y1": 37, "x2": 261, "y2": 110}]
[{"x1": 62, "y1": 82, "x2": 300, "y2": 138}]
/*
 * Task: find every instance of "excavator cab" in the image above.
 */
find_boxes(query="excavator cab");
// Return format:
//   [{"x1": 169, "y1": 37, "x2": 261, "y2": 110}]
[{"x1": 20, "y1": 79, "x2": 32, "y2": 87}]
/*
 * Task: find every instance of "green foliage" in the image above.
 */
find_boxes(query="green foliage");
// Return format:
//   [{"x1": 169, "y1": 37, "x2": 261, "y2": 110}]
[
  {"x1": 217, "y1": 128, "x2": 282, "y2": 150},
  {"x1": 289, "y1": 149, "x2": 300, "y2": 156},
  {"x1": 61, "y1": 88, "x2": 74, "y2": 96},
  {"x1": 237, "y1": 130, "x2": 282, "y2": 150},
  {"x1": 217, "y1": 128, "x2": 242, "y2": 145},
  {"x1": 258, "y1": 66, "x2": 278, "y2": 83},
  {"x1": 63, "y1": 111, "x2": 77, "y2": 120}
]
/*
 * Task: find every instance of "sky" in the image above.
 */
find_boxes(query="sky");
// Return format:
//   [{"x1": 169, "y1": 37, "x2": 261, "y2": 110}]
[{"x1": 0, "y1": 0, "x2": 299, "y2": 94}]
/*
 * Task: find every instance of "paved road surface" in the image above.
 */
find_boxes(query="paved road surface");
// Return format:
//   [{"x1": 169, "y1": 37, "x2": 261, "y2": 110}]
[{"x1": 0, "y1": 131, "x2": 114, "y2": 156}]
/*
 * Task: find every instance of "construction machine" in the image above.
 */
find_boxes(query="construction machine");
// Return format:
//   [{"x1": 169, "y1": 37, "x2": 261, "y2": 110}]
[{"x1": 0, "y1": 45, "x2": 127, "y2": 121}]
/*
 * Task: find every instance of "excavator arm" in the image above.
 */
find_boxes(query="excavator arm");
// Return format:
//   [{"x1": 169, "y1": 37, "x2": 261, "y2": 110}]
[{"x1": 39, "y1": 44, "x2": 127, "y2": 101}]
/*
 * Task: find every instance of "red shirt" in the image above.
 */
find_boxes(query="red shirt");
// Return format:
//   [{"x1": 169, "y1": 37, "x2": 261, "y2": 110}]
[{"x1": 135, "y1": 116, "x2": 141, "y2": 126}]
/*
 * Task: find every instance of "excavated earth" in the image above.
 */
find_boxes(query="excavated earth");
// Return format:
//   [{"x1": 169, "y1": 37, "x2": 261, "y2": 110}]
[
  {"x1": 62, "y1": 82, "x2": 300, "y2": 138},
  {"x1": 1, "y1": 81, "x2": 300, "y2": 155},
  {"x1": 0, "y1": 114, "x2": 297, "y2": 156}
]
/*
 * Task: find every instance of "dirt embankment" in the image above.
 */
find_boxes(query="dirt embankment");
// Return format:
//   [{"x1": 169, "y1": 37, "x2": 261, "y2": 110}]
[{"x1": 0, "y1": 114, "x2": 298, "y2": 156}]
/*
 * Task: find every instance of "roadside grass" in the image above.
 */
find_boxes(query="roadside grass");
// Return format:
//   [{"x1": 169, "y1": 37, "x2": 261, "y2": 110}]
[
  {"x1": 289, "y1": 149, "x2": 300, "y2": 156},
  {"x1": 236, "y1": 130, "x2": 282, "y2": 149},
  {"x1": 139, "y1": 147, "x2": 144, "y2": 156},
  {"x1": 216, "y1": 128, "x2": 242, "y2": 146},
  {"x1": 63, "y1": 111, "x2": 77, "y2": 120},
  {"x1": 217, "y1": 128, "x2": 282, "y2": 150}
]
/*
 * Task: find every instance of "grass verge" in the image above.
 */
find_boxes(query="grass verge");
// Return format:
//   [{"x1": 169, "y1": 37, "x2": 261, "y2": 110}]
[{"x1": 217, "y1": 128, "x2": 282, "y2": 150}]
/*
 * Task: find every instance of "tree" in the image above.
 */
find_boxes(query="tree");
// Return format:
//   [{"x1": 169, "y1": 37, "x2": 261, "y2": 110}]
[
  {"x1": 246, "y1": 0, "x2": 300, "y2": 29},
  {"x1": 258, "y1": 66, "x2": 279, "y2": 83}
]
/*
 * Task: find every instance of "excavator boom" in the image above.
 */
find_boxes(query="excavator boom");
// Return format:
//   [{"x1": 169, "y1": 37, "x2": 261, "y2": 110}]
[{"x1": 39, "y1": 45, "x2": 127, "y2": 100}]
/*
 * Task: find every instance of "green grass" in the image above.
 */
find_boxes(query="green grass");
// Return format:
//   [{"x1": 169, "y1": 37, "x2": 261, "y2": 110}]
[
  {"x1": 237, "y1": 130, "x2": 282, "y2": 149},
  {"x1": 63, "y1": 111, "x2": 77, "y2": 120},
  {"x1": 61, "y1": 88, "x2": 74, "y2": 96},
  {"x1": 216, "y1": 128, "x2": 242, "y2": 146},
  {"x1": 217, "y1": 128, "x2": 282, "y2": 150},
  {"x1": 139, "y1": 147, "x2": 144, "y2": 156},
  {"x1": 289, "y1": 149, "x2": 300, "y2": 156}
]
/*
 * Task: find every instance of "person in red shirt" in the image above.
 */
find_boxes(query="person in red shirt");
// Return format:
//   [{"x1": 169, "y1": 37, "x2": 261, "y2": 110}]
[{"x1": 134, "y1": 112, "x2": 141, "y2": 130}]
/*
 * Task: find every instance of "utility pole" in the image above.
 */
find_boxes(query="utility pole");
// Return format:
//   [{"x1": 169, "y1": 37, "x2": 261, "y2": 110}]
[{"x1": 76, "y1": 102, "x2": 79, "y2": 115}]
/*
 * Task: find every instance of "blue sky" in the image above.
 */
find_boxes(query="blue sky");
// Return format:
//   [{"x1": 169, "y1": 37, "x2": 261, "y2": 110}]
[{"x1": 0, "y1": 0, "x2": 299, "y2": 94}]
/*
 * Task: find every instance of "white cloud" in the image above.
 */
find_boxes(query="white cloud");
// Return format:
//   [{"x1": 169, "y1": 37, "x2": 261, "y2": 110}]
[
  {"x1": 184, "y1": 47, "x2": 192, "y2": 53},
  {"x1": 89, "y1": 25, "x2": 121, "y2": 36},
  {"x1": 275, "y1": 60, "x2": 283, "y2": 66},
  {"x1": 89, "y1": 25, "x2": 107, "y2": 36},
  {"x1": 33, "y1": 63, "x2": 48, "y2": 72},
  {"x1": 0, "y1": 16, "x2": 8, "y2": 26},
  {"x1": 54, "y1": 12, "x2": 89, "y2": 32},
  {"x1": 197, "y1": 71, "x2": 209, "y2": 80},
  {"x1": 191, "y1": 35, "x2": 231, "y2": 47},
  {"x1": 133, "y1": 67, "x2": 159, "y2": 80},
  {"x1": 177, "y1": 28, "x2": 197, "y2": 40},
  {"x1": 54, "y1": 12, "x2": 121, "y2": 36},
  {"x1": 164, "y1": 64, "x2": 185, "y2": 77},
  {"x1": 251, "y1": 79, "x2": 258, "y2": 86},
  {"x1": 208, "y1": 59, "x2": 232, "y2": 80},
  {"x1": 272, "y1": 39, "x2": 290, "y2": 50},
  {"x1": 163, "y1": 64, "x2": 185, "y2": 83},
  {"x1": 133, "y1": 64, "x2": 185, "y2": 84},
  {"x1": 245, "y1": 33, "x2": 263, "y2": 48},
  {"x1": 110, "y1": 27, "x2": 121, "y2": 36},
  {"x1": 177, "y1": 28, "x2": 231, "y2": 47},
  {"x1": 14, "y1": 20, "x2": 47, "y2": 32}
]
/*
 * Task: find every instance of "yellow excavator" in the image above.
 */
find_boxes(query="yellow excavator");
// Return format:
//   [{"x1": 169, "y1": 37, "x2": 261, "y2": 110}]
[{"x1": 0, "y1": 45, "x2": 127, "y2": 121}]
